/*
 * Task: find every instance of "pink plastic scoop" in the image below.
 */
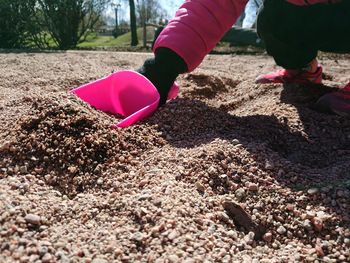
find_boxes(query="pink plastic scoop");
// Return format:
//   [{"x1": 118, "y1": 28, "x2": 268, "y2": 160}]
[{"x1": 71, "y1": 70, "x2": 179, "y2": 128}]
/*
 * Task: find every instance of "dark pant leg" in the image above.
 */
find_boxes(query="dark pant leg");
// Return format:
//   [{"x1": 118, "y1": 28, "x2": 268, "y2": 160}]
[{"x1": 257, "y1": 0, "x2": 350, "y2": 70}]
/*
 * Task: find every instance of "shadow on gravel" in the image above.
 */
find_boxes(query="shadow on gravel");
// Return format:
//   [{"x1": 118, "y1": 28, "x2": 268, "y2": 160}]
[
  {"x1": 152, "y1": 95, "x2": 349, "y2": 173},
  {"x1": 148, "y1": 93, "x2": 350, "y2": 218},
  {"x1": 279, "y1": 83, "x2": 350, "y2": 175}
]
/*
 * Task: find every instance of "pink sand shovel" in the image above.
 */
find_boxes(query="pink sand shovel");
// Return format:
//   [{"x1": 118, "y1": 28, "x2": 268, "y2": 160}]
[{"x1": 71, "y1": 70, "x2": 179, "y2": 128}]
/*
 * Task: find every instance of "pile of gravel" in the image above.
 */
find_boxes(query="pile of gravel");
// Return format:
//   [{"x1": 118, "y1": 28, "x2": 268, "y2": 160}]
[{"x1": 0, "y1": 94, "x2": 164, "y2": 197}]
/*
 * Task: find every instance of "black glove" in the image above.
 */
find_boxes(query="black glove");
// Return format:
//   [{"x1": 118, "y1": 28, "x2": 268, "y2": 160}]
[{"x1": 137, "y1": 48, "x2": 187, "y2": 106}]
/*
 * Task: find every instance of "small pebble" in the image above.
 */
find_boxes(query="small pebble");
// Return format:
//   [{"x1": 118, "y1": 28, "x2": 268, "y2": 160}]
[
  {"x1": 168, "y1": 230, "x2": 178, "y2": 240},
  {"x1": 168, "y1": 255, "x2": 180, "y2": 263},
  {"x1": 235, "y1": 188, "x2": 246, "y2": 201},
  {"x1": 42, "y1": 253, "x2": 53, "y2": 263},
  {"x1": 263, "y1": 232, "x2": 273, "y2": 242},
  {"x1": 277, "y1": 226, "x2": 287, "y2": 235},
  {"x1": 307, "y1": 188, "x2": 319, "y2": 195},
  {"x1": 97, "y1": 178, "x2": 104, "y2": 185},
  {"x1": 195, "y1": 182, "x2": 205, "y2": 193},
  {"x1": 248, "y1": 183, "x2": 258, "y2": 192},
  {"x1": 312, "y1": 217, "x2": 323, "y2": 232},
  {"x1": 24, "y1": 214, "x2": 41, "y2": 225}
]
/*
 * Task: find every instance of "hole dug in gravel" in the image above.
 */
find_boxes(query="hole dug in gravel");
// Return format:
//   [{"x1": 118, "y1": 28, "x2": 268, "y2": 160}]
[{"x1": 182, "y1": 74, "x2": 240, "y2": 100}]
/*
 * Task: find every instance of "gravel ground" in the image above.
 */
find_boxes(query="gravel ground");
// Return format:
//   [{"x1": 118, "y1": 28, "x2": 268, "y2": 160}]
[{"x1": 0, "y1": 50, "x2": 349, "y2": 262}]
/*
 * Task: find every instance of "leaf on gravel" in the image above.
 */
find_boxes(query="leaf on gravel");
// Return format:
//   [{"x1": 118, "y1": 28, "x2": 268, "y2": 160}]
[{"x1": 222, "y1": 200, "x2": 265, "y2": 240}]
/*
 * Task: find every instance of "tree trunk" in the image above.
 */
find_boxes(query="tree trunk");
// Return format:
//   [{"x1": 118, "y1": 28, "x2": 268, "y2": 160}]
[{"x1": 129, "y1": 0, "x2": 138, "y2": 46}]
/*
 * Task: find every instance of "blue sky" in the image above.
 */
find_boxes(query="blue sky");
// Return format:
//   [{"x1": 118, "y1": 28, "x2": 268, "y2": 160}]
[
  {"x1": 106, "y1": 0, "x2": 184, "y2": 23},
  {"x1": 161, "y1": 0, "x2": 183, "y2": 17}
]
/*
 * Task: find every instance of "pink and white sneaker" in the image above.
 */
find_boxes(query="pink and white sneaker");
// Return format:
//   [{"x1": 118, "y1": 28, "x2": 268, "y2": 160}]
[
  {"x1": 256, "y1": 66, "x2": 323, "y2": 85},
  {"x1": 316, "y1": 82, "x2": 350, "y2": 117}
]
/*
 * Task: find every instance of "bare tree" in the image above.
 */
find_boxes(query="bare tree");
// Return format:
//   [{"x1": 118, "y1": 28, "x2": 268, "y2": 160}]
[
  {"x1": 136, "y1": 0, "x2": 167, "y2": 25},
  {"x1": 37, "y1": 0, "x2": 110, "y2": 49},
  {"x1": 135, "y1": 0, "x2": 167, "y2": 47},
  {"x1": 26, "y1": 4, "x2": 53, "y2": 49}
]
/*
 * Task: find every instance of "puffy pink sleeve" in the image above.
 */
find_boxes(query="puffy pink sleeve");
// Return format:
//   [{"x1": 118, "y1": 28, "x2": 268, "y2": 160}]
[{"x1": 153, "y1": 0, "x2": 248, "y2": 72}]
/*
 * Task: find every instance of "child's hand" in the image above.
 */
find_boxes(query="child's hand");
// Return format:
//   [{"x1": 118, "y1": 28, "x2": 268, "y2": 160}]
[
  {"x1": 137, "y1": 48, "x2": 187, "y2": 107},
  {"x1": 136, "y1": 57, "x2": 173, "y2": 106}
]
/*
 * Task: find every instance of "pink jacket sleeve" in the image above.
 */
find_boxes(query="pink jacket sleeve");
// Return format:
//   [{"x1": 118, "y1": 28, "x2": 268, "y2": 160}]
[{"x1": 153, "y1": 0, "x2": 248, "y2": 72}]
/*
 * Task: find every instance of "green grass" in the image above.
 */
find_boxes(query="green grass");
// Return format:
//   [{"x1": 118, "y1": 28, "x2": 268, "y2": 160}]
[
  {"x1": 23, "y1": 26, "x2": 157, "y2": 50},
  {"x1": 77, "y1": 27, "x2": 155, "y2": 49}
]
